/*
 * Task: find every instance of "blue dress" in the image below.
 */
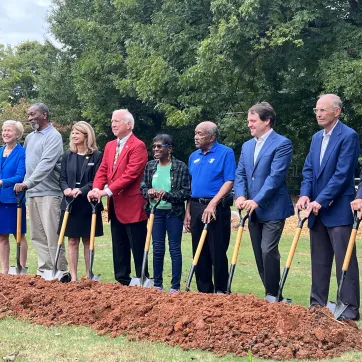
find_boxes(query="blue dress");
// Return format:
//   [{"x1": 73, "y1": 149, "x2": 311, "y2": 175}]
[{"x1": 0, "y1": 148, "x2": 27, "y2": 234}]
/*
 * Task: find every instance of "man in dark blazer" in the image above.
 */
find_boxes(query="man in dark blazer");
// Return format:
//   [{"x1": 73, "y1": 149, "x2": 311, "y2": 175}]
[
  {"x1": 234, "y1": 102, "x2": 294, "y2": 298},
  {"x1": 88, "y1": 109, "x2": 148, "y2": 285},
  {"x1": 296, "y1": 94, "x2": 360, "y2": 321}
]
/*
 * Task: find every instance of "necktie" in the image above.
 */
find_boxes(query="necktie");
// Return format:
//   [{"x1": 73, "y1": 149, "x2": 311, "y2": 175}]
[{"x1": 113, "y1": 139, "x2": 121, "y2": 166}]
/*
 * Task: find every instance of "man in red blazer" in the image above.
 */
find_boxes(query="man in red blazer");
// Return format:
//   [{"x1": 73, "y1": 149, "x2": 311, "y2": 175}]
[{"x1": 88, "y1": 109, "x2": 148, "y2": 285}]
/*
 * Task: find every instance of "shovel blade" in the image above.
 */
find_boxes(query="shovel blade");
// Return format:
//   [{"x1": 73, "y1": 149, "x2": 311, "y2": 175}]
[
  {"x1": 41, "y1": 269, "x2": 70, "y2": 282},
  {"x1": 265, "y1": 294, "x2": 292, "y2": 304},
  {"x1": 129, "y1": 277, "x2": 141, "y2": 287},
  {"x1": 141, "y1": 277, "x2": 154, "y2": 288},
  {"x1": 8, "y1": 265, "x2": 28, "y2": 275},
  {"x1": 89, "y1": 272, "x2": 101, "y2": 281},
  {"x1": 327, "y1": 300, "x2": 348, "y2": 319},
  {"x1": 129, "y1": 276, "x2": 154, "y2": 288}
]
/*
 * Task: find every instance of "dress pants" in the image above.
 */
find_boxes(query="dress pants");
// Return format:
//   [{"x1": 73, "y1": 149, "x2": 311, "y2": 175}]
[
  {"x1": 248, "y1": 215, "x2": 285, "y2": 297},
  {"x1": 310, "y1": 216, "x2": 360, "y2": 319},
  {"x1": 28, "y1": 195, "x2": 67, "y2": 274},
  {"x1": 109, "y1": 200, "x2": 147, "y2": 285},
  {"x1": 190, "y1": 200, "x2": 231, "y2": 293}
]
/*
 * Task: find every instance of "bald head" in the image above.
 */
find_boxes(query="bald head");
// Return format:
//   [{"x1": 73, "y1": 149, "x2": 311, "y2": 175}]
[{"x1": 194, "y1": 121, "x2": 219, "y2": 152}]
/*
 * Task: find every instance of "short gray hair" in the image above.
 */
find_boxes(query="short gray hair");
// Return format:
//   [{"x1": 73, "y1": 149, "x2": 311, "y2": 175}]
[
  {"x1": 208, "y1": 124, "x2": 220, "y2": 139},
  {"x1": 113, "y1": 109, "x2": 134, "y2": 129},
  {"x1": 2, "y1": 120, "x2": 24, "y2": 139},
  {"x1": 30, "y1": 102, "x2": 50, "y2": 120},
  {"x1": 319, "y1": 94, "x2": 343, "y2": 109}
]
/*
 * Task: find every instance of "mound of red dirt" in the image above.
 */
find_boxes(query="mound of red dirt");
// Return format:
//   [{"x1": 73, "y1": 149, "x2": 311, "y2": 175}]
[{"x1": 0, "y1": 275, "x2": 361, "y2": 360}]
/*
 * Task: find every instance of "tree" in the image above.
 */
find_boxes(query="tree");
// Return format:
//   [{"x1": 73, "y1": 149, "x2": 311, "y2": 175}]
[
  {"x1": 0, "y1": 42, "x2": 47, "y2": 107},
  {"x1": 43, "y1": 0, "x2": 362, "y2": 169}
]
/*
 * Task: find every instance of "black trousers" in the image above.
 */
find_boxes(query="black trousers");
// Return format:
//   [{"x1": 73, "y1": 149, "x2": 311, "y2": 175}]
[
  {"x1": 190, "y1": 200, "x2": 231, "y2": 293},
  {"x1": 310, "y1": 216, "x2": 360, "y2": 319},
  {"x1": 109, "y1": 200, "x2": 148, "y2": 285},
  {"x1": 248, "y1": 215, "x2": 285, "y2": 297}
]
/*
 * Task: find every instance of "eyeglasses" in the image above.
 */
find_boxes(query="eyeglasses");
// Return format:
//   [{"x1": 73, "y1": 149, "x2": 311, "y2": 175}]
[
  {"x1": 152, "y1": 144, "x2": 169, "y2": 150},
  {"x1": 313, "y1": 107, "x2": 338, "y2": 114}
]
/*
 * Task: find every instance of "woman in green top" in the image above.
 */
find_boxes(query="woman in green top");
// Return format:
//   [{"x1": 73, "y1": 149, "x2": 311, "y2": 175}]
[{"x1": 141, "y1": 134, "x2": 191, "y2": 293}]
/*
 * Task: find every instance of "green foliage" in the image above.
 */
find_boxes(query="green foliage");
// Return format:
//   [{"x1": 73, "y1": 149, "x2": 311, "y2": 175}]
[{"x1": 0, "y1": 42, "x2": 46, "y2": 106}]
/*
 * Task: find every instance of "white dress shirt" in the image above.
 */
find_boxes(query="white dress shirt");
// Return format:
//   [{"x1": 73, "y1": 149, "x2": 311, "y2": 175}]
[
  {"x1": 320, "y1": 121, "x2": 338, "y2": 165},
  {"x1": 254, "y1": 128, "x2": 274, "y2": 165}
]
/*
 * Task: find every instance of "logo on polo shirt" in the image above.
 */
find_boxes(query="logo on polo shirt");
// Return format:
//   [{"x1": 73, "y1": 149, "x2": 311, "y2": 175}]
[
  {"x1": 209, "y1": 158, "x2": 215, "y2": 163},
  {"x1": 193, "y1": 158, "x2": 200, "y2": 163}
]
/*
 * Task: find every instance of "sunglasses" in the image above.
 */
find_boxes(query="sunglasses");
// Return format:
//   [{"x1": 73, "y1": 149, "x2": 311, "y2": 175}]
[{"x1": 152, "y1": 144, "x2": 169, "y2": 150}]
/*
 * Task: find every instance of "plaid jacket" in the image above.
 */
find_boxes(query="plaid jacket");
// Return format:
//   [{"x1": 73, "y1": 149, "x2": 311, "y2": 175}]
[{"x1": 140, "y1": 157, "x2": 191, "y2": 218}]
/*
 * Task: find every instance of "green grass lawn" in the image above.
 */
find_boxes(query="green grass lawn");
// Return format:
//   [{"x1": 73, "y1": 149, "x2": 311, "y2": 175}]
[{"x1": 2, "y1": 221, "x2": 362, "y2": 361}]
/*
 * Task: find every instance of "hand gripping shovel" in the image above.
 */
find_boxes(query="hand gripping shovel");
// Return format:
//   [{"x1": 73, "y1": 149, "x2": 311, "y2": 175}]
[
  {"x1": 129, "y1": 199, "x2": 161, "y2": 287},
  {"x1": 89, "y1": 200, "x2": 101, "y2": 281},
  {"x1": 327, "y1": 211, "x2": 361, "y2": 319},
  {"x1": 265, "y1": 209, "x2": 308, "y2": 303},
  {"x1": 9, "y1": 191, "x2": 27, "y2": 275},
  {"x1": 42, "y1": 196, "x2": 75, "y2": 282},
  {"x1": 226, "y1": 210, "x2": 249, "y2": 294},
  {"x1": 185, "y1": 220, "x2": 211, "y2": 291}
]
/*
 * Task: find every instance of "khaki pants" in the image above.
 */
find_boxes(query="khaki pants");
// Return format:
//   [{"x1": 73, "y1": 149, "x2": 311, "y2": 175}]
[{"x1": 28, "y1": 196, "x2": 67, "y2": 273}]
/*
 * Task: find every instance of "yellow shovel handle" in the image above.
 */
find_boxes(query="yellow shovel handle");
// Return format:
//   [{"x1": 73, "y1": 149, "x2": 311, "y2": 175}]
[
  {"x1": 89, "y1": 213, "x2": 97, "y2": 251},
  {"x1": 231, "y1": 226, "x2": 244, "y2": 265},
  {"x1": 285, "y1": 227, "x2": 302, "y2": 268},
  {"x1": 192, "y1": 229, "x2": 208, "y2": 266},
  {"x1": 342, "y1": 229, "x2": 358, "y2": 271},
  {"x1": 58, "y1": 211, "x2": 70, "y2": 245},
  {"x1": 144, "y1": 213, "x2": 155, "y2": 252},
  {"x1": 16, "y1": 208, "x2": 22, "y2": 244}
]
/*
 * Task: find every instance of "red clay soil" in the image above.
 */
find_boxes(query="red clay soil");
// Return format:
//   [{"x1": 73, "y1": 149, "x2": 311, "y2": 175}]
[{"x1": 0, "y1": 275, "x2": 361, "y2": 360}]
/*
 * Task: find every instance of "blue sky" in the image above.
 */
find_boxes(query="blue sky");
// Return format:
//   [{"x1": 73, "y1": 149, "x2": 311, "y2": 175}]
[{"x1": 0, "y1": 0, "x2": 55, "y2": 47}]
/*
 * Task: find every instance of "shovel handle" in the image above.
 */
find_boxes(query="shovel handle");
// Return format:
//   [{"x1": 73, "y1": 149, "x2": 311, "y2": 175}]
[
  {"x1": 297, "y1": 209, "x2": 309, "y2": 228},
  {"x1": 285, "y1": 227, "x2": 302, "y2": 268},
  {"x1": 192, "y1": 224, "x2": 209, "y2": 266},
  {"x1": 230, "y1": 210, "x2": 248, "y2": 265},
  {"x1": 151, "y1": 198, "x2": 162, "y2": 213},
  {"x1": 342, "y1": 229, "x2": 358, "y2": 271},
  {"x1": 15, "y1": 190, "x2": 26, "y2": 206},
  {"x1": 144, "y1": 199, "x2": 161, "y2": 252},
  {"x1": 144, "y1": 213, "x2": 155, "y2": 252},
  {"x1": 89, "y1": 213, "x2": 97, "y2": 251},
  {"x1": 64, "y1": 195, "x2": 76, "y2": 211},
  {"x1": 88, "y1": 200, "x2": 99, "y2": 251},
  {"x1": 16, "y1": 207, "x2": 22, "y2": 244},
  {"x1": 57, "y1": 211, "x2": 70, "y2": 245},
  {"x1": 341, "y1": 212, "x2": 360, "y2": 271},
  {"x1": 231, "y1": 226, "x2": 244, "y2": 265}
]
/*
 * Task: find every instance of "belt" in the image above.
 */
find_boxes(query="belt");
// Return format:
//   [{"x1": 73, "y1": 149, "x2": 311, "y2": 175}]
[{"x1": 191, "y1": 197, "x2": 213, "y2": 205}]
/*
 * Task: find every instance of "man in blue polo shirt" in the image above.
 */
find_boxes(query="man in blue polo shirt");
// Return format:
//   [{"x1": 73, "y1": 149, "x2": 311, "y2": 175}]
[{"x1": 184, "y1": 121, "x2": 236, "y2": 293}]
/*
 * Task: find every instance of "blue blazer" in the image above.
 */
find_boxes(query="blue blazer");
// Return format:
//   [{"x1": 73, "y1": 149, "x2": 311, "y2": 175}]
[
  {"x1": 300, "y1": 121, "x2": 359, "y2": 228},
  {"x1": 234, "y1": 130, "x2": 294, "y2": 222},
  {"x1": 0, "y1": 143, "x2": 26, "y2": 203}
]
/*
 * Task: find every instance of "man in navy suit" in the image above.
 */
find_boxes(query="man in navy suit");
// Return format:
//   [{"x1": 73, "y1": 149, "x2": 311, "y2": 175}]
[
  {"x1": 296, "y1": 94, "x2": 360, "y2": 321},
  {"x1": 234, "y1": 102, "x2": 294, "y2": 297}
]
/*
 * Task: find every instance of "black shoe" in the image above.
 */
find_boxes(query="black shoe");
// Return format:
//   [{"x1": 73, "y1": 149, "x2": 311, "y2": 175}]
[{"x1": 60, "y1": 272, "x2": 71, "y2": 283}]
